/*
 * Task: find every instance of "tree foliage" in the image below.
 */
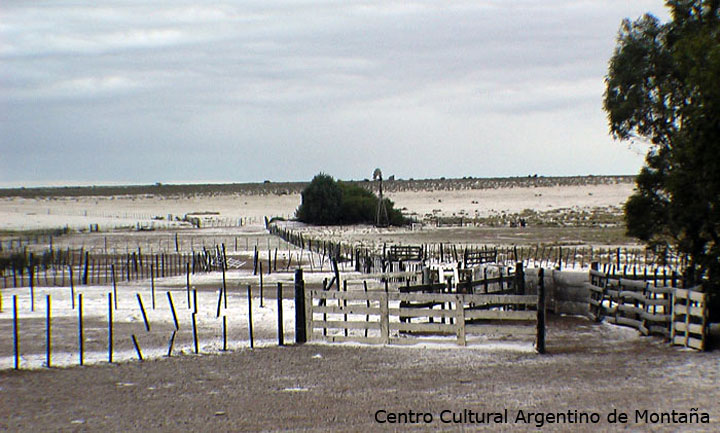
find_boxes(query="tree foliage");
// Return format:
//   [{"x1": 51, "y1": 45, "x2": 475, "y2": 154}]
[
  {"x1": 604, "y1": 0, "x2": 720, "y2": 293},
  {"x1": 296, "y1": 173, "x2": 407, "y2": 226}
]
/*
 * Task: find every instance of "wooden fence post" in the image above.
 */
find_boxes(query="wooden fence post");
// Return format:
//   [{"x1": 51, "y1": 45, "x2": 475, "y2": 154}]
[
  {"x1": 247, "y1": 284, "x2": 254, "y2": 349},
  {"x1": 515, "y1": 262, "x2": 525, "y2": 295},
  {"x1": 78, "y1": 293, "x2": 84, "y2": 365},
  {"x1": 455, "y1": 295, "x2": 466, "y2": 346},
  {"x1": 13, "y1": 295, "x2": 19, "y2": 369},
  {"x1": 108, "y1": 292, "x2": 113, "y2": 363},
  {"x1": 166, "y1": 291, "x2": 179, "y2": 330},
  {"x1": 46, "y1": 295, "x2": 51, "y2": 367},
  {"x1": 295, "y1": 269, "x2": 306, "y2": 344},
  {"x1": 277, "y1": 282, "x2": 284, "y2": 346},
  {"x1": 259, "y1": 262, "x2": 264, "y2": 307},
  {"x1": 380, "y1": 292, "x2": 389, "y2": 344},
  {"x1": 536, "y1": 268, "x2": 546, "y2": 354}
]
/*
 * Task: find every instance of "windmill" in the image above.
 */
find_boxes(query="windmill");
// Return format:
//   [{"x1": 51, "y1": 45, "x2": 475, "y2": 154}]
[{"x1": 373, "y1": 168, "x2": 389, "y2": 227}]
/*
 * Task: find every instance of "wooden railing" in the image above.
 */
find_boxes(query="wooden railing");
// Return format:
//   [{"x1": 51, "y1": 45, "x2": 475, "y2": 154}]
[
  {"x1": 587, "y1": 269, "x2": 710, "y2": 350},
  {"x1": 671, "y1": 287, "x2": 709, "y2": 350},
  {"x1": 304, "y1": 289, "x2": 543, "y2": 350}
]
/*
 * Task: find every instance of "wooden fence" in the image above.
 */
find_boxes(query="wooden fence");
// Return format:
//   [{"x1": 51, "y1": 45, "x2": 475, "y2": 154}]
[
  {"x1": 303, "y1": 289, "x2": 543, "y2": 350},
  {"x1": 0, "y1": 247, "x2": 225, "y2": 290},
  {"x1": 587, "y1": 269, "x2": 674, "y2": 338},
  {"x1": 671, "y1": 287, "x2": 709, "y2": 350},
  {"x1": 586, "y1": 268, "x2": 711, "y2": 351},
  {"x1": 268, "y1": 223, "x2": 685, "y2": 278}
]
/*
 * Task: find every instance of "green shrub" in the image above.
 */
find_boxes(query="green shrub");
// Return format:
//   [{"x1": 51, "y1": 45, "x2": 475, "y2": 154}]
[
  {"x1": 296, "y1": 173, "x2": 408, "y2": 226},
  {"x1": 295, "y1": 173, "x2": 342, "y2": 225}
]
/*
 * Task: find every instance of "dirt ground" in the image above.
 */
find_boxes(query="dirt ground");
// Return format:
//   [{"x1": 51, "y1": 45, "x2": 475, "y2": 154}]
[{"x1": 2, "y1": 315, "x2": 718, "y2": 433}]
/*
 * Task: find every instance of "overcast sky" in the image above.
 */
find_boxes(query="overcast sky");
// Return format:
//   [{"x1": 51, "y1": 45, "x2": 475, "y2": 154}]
[{"x1": 1, "y1": 0, "x2": 670, "y2": 187}]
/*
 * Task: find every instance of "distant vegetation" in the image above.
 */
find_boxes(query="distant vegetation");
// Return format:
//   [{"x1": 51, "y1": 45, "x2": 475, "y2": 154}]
[
  {"x1": 0, "y1": 176, "x2": 634, "y2": 198},
  {"x1": 296, "y1": 173, "x2": 407, "y2": 226}
]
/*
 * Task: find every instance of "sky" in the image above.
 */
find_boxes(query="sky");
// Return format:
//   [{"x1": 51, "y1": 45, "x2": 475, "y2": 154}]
[{"x1": 0, "y1": 0, "x2": 670, "y2": 187}]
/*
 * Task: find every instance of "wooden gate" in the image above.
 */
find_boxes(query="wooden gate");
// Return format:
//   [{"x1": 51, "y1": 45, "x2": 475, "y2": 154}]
[{"x1": 304, "y1": 289, "x2": 543, "y2": 350}]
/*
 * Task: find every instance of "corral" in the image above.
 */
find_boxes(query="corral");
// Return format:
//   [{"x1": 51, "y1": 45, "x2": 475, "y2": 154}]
[{"x1": 1, "y1": 177, "x2": 718, "y2": 432}]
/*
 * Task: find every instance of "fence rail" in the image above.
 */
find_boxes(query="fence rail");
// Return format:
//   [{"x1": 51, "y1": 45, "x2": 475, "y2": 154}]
[
  {"x1": 304, "y1": 288, "x2": 542, "y2": 349},
  {"x1": 671, "y1": 287, "x2": 708, "y2": 350},
  {"x1": 586, "y1": 267, "x2": 710, "y2": 351},
  {"x1": 587, "y1": 269, "x2": 674, "y2": 338}
]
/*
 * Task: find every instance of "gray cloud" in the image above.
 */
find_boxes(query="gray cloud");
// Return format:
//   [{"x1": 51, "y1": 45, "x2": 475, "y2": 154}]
[{"x1": 1, "y1": 0, "x2": 669, "y2": 186}]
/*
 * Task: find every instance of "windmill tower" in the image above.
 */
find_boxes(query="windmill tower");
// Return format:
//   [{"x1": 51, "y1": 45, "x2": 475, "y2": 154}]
[{"x1": 373, "y1": 168, "x2": 389, "y2": 227}]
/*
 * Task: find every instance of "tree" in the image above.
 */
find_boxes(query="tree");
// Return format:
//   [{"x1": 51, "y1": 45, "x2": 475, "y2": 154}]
[
  {"x1": 296, "y1": 173, "x2": 408, "y2": 226},
  {"x1": 296, "y1": 173, "x2": 342, "y2": 225},
  {"x1": 604, "y1": 1, "x2": 720, "y2": 301}
]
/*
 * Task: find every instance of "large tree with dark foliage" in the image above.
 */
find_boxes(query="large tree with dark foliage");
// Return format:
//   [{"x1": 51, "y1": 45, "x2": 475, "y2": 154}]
[
  {"x1": 296, "y1": 173, "x2": 407, "y2": 226},
  {"x1": 604, "y1": 1, "x2": 720, "y2": 298}
]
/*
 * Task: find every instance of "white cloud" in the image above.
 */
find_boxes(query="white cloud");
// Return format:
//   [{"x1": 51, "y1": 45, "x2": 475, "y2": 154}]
[{"x1": 0, "y1": 0, "x2": 670, "y2": 185}]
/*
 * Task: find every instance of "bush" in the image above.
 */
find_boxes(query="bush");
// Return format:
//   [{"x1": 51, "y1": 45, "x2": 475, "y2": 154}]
[
  {"x1": 295, "y1": 173, "x2": 342, "y2": 225},
  {"x1": 296, "y1": 174, "x2": 408, "y2": 226}
]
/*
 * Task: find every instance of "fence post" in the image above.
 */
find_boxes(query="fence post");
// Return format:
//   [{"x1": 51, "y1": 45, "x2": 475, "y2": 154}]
[
  {"x1": 380, "y1": 292, "x2": 390, "y2": 344},
  {"x1": 536, "y1": 268, "x2": 546, "y2": 354},
  {"x1": 515, "y1": 262, "x2": 525, "y2": 295},
  {"x1": 13, "y1": 295, "x2": 19, "y2": 369},
  {"x1": 108, "y1": 292, "x2": 113, "y2": 363},
  {"x1": 78, "y1": 293, "x2": 84, "y2": 366},
  {"x1": 277, "y1": 282, "x2": 284, "y2": 346},
  {"x1": 455, "y1": 295, "x2": 466, "y2": 346},
  {"x1": 294, "y1": 269, "x2": 306, "y2": 344},
  {"x1": 46, "y1": 295, "x2": 51, "y2": 368}
]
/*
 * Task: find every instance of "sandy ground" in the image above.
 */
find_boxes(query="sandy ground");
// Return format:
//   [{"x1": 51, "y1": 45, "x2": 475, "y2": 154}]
[
  {"x1": 391, "y1": 183, "x2": 632, "y2": 219},
  {"x1": 0, "y1": 182, "x2": 632, "y2": 232},
  {"x1": 1, "y1": 316, "x2": 718, "y2": 432},
  {"x1": 5, "y1": 178, "x2": 717, "y2": 432}
]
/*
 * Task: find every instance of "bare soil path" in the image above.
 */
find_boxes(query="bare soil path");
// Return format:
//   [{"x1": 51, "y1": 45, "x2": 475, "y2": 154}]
[{"x1": 2, "y1": 316, "x2": 718, "y2": 432}]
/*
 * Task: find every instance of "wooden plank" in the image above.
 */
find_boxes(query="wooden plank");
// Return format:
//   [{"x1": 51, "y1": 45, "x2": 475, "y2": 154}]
[
  {"x1": 672, "y1": 335, "x2": 704, "y2": 350},
  {"x1": 389, "y1": 307, "x2": 456, "y2": 318},
  {"x1": 310, "y1": 290, "x2": 384, "y2": 301},
  {"x1": 462, "y1": 294, "x2": 537, "y2": 305},
  {"x1": 399, "y1": 283, "x2": 445, "y2": 293},
  {"x1": 674, "y1": 288, "x2": 706, "y2": 302},
  {"x1": 310, "y1": 320, "x2": 380, "y2": 330},
  {"x1": 390, "y1": 322, "x2": 457, "y2": 333},
  {"x1": 464, "y1": 310, "x2": 537, "y2": 321},
  {"x1": 589, "y1": 269, "x2": 606, "y2": 278},
  {"x1": 641, "y1": 311, "x2": 670, "y2": 322},
  {"x1": 317, "y1": 334, "x2": 384, "y2": 344},
  {"x1": 671, "y1": 305, "x2": 706, "y2": 317},
  {"x1": 672, "y1": 322, "x2": 705, "y2": 335},
  {"x1": 612, "y1": 316, "x2": 644, "y2": 331},
  {"x1": 618, "y1": 291, "x2": 646, "y2": 302},
  {"x1": 464, "y1": 324, "x2": 536, "y2": 335},
  {"x1": 618, "y1": 279, "x2": 647, "y2": 290},
  {"x1": 313, "y1": 305, "x2": 380, "y2": 316},
  {"x1": 645, "y1": 286, "x2": 674, "y2": 295},
  {"x1": 586, "y1": 284, "x2": 604, "y2": 294},
  {"x1": 648, "y1": 325, "x2": 670, "y2": 337},
  {"x1": 345, "y1": 271, "x2": 418, "y2": 281},
  {"x1": 617, "y1": 304, "x2": 644, "y2": 316},
  {"x1": 392, "y1": 292, "x2": 450, "y2": 303},
  {"x1": 391, "y1": 292, "x2": 537, "y2": 305},
  {"x1": 644, "y1": 297, "x2": 670, "y2": 306},
  {"x1": 389, "y1": 337, "x2": 457, "y2": 345}
]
